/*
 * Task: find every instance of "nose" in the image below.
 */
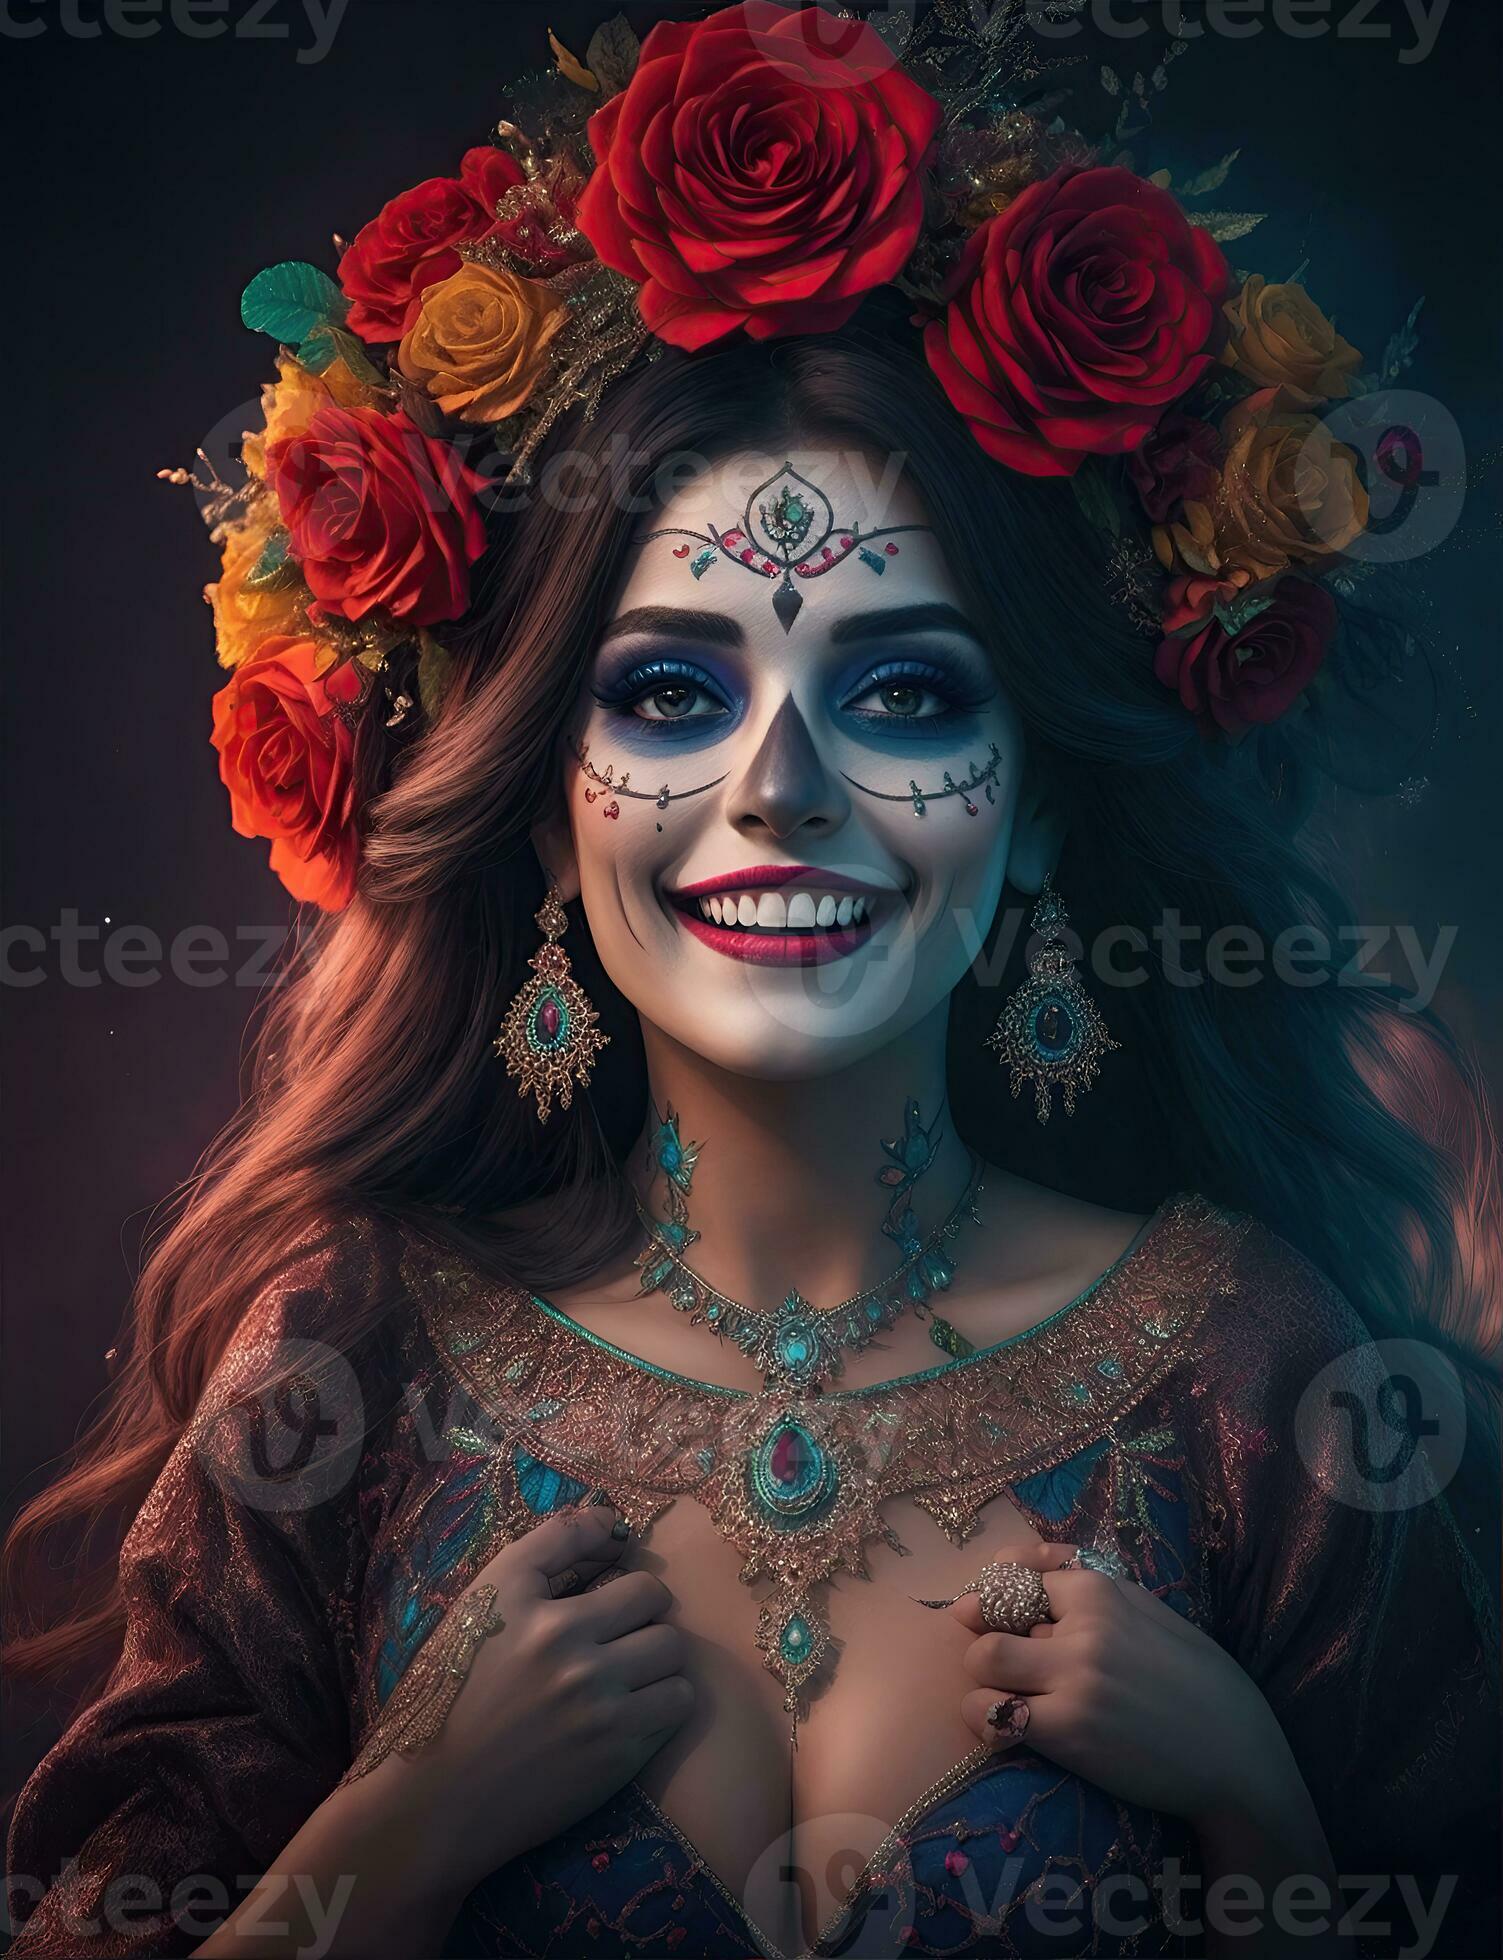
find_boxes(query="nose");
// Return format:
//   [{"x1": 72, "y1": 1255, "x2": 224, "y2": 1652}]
[{"x1": 724, "y1": 693, "x2": 849, "y2": 842}]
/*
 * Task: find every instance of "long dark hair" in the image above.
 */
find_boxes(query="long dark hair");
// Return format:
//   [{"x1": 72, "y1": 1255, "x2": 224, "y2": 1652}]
[{"x1": 6, "y1": 285, "x2": 1498, "y2": 1686}]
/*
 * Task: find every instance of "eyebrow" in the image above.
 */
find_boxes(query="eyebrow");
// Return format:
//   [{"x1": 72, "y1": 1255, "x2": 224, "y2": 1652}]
[{"x1": 597, "y1": 601, "x2": 985, "y2": 650}]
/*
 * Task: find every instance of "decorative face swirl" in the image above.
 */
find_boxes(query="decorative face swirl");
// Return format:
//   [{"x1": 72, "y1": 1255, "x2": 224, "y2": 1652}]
[{"x1": 531, "y1": 447, "x2": 1063, "y2": 1080}]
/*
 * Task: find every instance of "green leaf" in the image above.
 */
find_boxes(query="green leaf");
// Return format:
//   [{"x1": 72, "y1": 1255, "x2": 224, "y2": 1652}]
[
  {"x1": 297, "y1": 324, "x2": 387, "y2": 388},
  {"x1": 1069, "y1": 460, "x2": 1121, "y2": 538},
  {"x1": 1215, "y1": 589, "x2": 1278, "y2": 637},
  {"x1": 243, "y1": 528, "x2": 299, "y2": 592},
  {"x1": 1180, "y1": 150, "x2": 1240, "y2": 198},
  {"x1": 586, "y1": 13, "x2": 640, "y2": 97},
  {"x1": 295, "y1": 328, "x2": 338, "y2": 374},
  {"x1": 240, "y1": 261, "x2": 348, "y2": 344}
]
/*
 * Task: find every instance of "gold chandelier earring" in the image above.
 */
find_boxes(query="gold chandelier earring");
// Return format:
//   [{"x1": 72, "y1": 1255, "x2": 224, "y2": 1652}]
[
  {"x1": 494, "y1": 882, "x2": 609, "y2": 1123},
  {"x1": 984, "y1": 874, "x2": 1118, "y2": 1123}
]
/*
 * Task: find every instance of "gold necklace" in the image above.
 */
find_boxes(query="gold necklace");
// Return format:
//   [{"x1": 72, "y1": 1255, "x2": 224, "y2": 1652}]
[{"x1": 630, "y1": 1100, "x2": 985, "y2": 1391}]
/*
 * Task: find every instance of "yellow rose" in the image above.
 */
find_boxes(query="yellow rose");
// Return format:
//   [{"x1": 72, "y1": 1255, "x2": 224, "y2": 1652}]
[
  {"x1": 1222, "y1": 275, "x2": 1363, "y2": 401},
  {"x1": 397, "y1": 262, "x2": 568, "y2": 424},
  {"x1": 205, "y1": 494, "x2": 307, "y2": 670},
  {"x1": 243, "y1": 350, "x2": 382, "y2": 479}
]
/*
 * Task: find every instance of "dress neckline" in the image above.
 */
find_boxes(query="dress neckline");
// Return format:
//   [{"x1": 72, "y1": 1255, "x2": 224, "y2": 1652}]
[
  {"x1": 523, "y1": 1190, "x2": 1183, "y2": 1402},
  {"x1": 630, "y1": 1741, "x2": 1003, "y2": 1959}
]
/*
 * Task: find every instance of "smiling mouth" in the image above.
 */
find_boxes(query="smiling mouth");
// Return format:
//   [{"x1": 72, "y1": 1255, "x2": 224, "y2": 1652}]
[{"x1": 665, "y1": 886, "x2": 881, "y2": 965}]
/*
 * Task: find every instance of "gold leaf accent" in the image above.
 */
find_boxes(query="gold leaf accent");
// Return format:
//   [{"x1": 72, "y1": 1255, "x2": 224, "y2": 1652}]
[
  {"x1": 548, "y1": 26, "x2": 599, "y2": 93},
  {"x1": 1191, "y1": 210, "x2": 1267, "y2": 244}
]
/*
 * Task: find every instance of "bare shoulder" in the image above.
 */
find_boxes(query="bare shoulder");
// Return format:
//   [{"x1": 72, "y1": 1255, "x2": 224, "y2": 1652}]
[
  {"x1": 936, "y1": 1167, "x2": 1159, "y2": 1341},
  {"x1": 967, "y1": 1165, "x2": 1156, "y2": 1280}
]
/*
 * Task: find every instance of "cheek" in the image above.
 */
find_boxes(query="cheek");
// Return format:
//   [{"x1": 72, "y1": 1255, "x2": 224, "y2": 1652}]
[{"x1": 568, "y1": 777, "x2": 678, "y2": 927}]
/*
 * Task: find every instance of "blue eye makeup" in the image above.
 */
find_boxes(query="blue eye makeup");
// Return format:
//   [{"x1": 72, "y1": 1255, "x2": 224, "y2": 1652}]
[
  {"x1": 590, "y1": 656, "x2": 734, "y2": 733},
  {"x1": 588, "y1": 646, "x2": 996, "y2": 742},
  {"x1": 839, "y1": 657, "x2": 995, "y2": 735}
]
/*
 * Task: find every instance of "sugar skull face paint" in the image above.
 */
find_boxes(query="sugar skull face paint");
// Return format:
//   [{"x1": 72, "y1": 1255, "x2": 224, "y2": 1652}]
[{"x1": 532, "y1": 447, "x2": 1063, "y2": 1080}]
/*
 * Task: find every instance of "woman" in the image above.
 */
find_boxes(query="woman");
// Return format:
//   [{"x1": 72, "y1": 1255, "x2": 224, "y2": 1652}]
[{"x1": 4, "y1": 6, "x2": 1498, "y2": 1957}]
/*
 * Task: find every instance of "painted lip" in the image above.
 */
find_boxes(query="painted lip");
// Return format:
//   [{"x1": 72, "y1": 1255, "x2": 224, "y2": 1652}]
[
  {"x1": 670, "y1": 863, "x2": 890, "y2": 899},
  {"x1": 665, "y1": 864, "x2": 898, "y2": 965},
  {"x1": 671, "y1": 902, "x2": 877, "y2": 966}
]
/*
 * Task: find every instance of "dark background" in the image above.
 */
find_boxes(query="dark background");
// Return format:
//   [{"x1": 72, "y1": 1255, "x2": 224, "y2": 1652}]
[{"x1": 3, "y1": 0, "x2": 1500, "y2": 1816}]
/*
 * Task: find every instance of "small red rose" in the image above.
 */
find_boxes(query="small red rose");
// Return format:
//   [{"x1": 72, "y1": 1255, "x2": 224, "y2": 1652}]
[
  {"x1": 266, "y1": 405, "x2": 489, "y2": 627},
  {"x1": 1154, "y1": 578, "x2": 1337, "y2": 739},
  {"x1": 210, "y1": 635, "x2": 364, "y2": 910},
  {"x1": 923, "y1": 164, "x2": 1229, "y2": 478},
  {"x1": 338, "y1": 145, "x2": 525, "y2": 343},
  {"x1": 576, "y1": 0, "x2": 941, "y2": 349},
  {"x1": 1127, "y1": 411, "x2": 1225, "y2": 524}
]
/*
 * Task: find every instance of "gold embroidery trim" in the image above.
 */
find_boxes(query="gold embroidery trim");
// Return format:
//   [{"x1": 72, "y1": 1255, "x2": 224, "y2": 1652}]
[{"x1": 341, "y1": 1583, "x2": 506, "y2": 1783}]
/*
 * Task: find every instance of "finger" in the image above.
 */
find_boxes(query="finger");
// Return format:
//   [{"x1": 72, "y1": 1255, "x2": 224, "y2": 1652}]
[
  {"x1": 503, "y1": 1505, "x2": 629, "y2": 1599},
  {"x1": 947, "y1": 1543, "x2": 1076, "y2": 1635},
  {"x1": 1104, "y1": 1575, "x2": 1204, "y2": 1641},
  {"x1": 620, "y1": 1672, "x2": 695, "y2": 1739},
  {"x1": 963, "y1": 1630, "x2": 1059, "y2": 1693},
  {"x1": 960, "y1": 1687, "x2": 1049, "y2": 1751},
  {"x1": 603, "y1": 1621, "x2": 685, "y2": 1690},
  {"x1": 568, "y1": 1566, "x2": 675, "y2": 1641}
]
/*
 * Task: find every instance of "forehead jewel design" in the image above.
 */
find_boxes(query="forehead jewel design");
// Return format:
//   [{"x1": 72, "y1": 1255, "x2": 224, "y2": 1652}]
[{"x1": 644, "y1": 462, "x2": 931, "y2": 633}]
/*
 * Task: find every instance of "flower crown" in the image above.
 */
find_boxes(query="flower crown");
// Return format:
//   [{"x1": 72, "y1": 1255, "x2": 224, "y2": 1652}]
[{"x1": 170, "y1": 0, "x2": 1413, "y2": 912}]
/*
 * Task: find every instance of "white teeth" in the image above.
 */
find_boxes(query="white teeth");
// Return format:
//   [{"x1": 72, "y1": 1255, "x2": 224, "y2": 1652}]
[{"x1": 689, "y1": 888, "x2": 876, "y2": 930}]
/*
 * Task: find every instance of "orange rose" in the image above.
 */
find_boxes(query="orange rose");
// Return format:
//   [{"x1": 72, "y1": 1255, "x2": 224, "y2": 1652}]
[
  {"x1": 1154, "y1": 386, "x2": 1367, "y2": 616},
  {"x1": 1222, "y1": 275, "x2": 1362, "y2": 401},
  {"x1": 1215, "y1": 386, "x2": 1368, "y2": 579},
  {"x1": 397, "y1": 262, "x2": 567, "y2": 423},
  {"x1": 210, "y1": 635, "x2": 364, "y2": 910},
  {"x1": 205, "y1": 496, "x2": 307, "y2": 670}
]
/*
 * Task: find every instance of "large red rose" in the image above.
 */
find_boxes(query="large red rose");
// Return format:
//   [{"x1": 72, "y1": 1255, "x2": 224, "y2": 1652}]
[
  {"x1": 338, "y1": 146, "x2": 525, "y2": 343},
  {"x1": 210, "y1": 636, "x2": 364, "y2": 909},
  {"x1": 576, "y1": 0, "x2": 941, "y2": 349},
  {"x1": 266, "y1": 405, "x2": 488, "y2": 626},
  {"x1": 1154, "y1": 578, "x2": 1336, "y2": 740},
  {"x1": 923, "y1": 165, "x2": 1230, "y2": 478}
]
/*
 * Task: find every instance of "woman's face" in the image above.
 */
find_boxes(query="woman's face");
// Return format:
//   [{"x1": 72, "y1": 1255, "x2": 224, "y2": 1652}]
[{"x1": 535, "y1": 446, "x2": 1060, "y2": 1080}]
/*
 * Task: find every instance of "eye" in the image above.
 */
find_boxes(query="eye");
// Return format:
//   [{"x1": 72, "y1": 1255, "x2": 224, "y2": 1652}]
[
  {"x1": 592, "y1": 658, "x2": 731, "y2": 730},
  {"x1": 842, "y1": 660, "x2": 991, "y2": 727}
]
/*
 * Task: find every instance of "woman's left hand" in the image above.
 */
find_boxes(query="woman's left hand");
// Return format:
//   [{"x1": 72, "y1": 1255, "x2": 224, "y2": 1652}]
[{"x1": 951, "y1": 1547, "x2": 1307, "y2": 1834}]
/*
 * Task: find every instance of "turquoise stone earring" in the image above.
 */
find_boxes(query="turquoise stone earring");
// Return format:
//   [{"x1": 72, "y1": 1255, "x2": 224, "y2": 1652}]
[
  {"x1": 986, "y1": 875, "x2": 1118, "y2": 1122},
  {"x1": 493, "y1": 883, "x2": 609, "y2": 1123}
]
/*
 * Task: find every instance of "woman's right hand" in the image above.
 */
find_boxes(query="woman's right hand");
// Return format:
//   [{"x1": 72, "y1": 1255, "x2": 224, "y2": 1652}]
[{"x1": 352, "y1": 1500, "x2": 690, "y2": 1908}]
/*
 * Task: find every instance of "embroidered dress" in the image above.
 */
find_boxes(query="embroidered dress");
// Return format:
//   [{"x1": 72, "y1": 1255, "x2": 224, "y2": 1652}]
[{"x1": 6, "y1": 1196, "x2": 1498, "y2": 1958}]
